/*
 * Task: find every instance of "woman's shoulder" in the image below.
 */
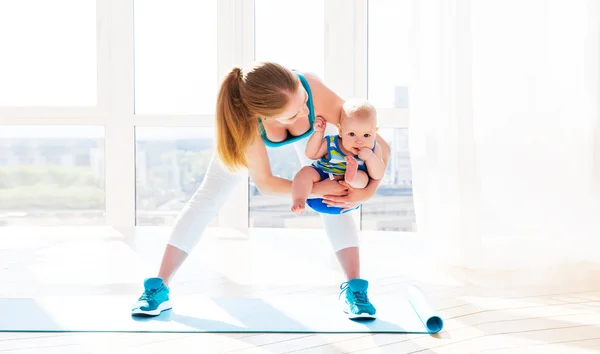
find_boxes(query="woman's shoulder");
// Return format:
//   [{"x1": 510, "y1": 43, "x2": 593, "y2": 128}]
[
  {"x1": 298, "y1": 72, "x2": 344, "y2": 126},
  {"x1": 298, "y1": 71, "x2": 321, "y2": 84}
]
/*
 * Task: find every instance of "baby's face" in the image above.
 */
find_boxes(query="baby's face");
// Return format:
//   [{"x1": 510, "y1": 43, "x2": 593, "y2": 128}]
[{"x1": 339, "y1": 114, "x2": 377, "y2": 155}]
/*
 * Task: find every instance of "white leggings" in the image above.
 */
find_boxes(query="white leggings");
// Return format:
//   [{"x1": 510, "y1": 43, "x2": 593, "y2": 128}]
[{"x1": 167, "y1": 135, "x2": 359, "y2": 254}]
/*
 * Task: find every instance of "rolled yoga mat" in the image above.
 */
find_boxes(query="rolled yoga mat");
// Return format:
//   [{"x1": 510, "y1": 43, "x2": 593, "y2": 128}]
[{"x1": 0, "y1": 285, "x2": 443, "y2": 334}]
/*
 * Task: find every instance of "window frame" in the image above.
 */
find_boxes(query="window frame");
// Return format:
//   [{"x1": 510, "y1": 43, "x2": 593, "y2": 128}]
[{"x1": 0, "y1": 0, "x2": 411, "y2": 233}]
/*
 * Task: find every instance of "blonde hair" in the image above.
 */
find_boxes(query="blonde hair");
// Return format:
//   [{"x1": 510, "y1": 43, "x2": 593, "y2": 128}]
[
  {"x1": 338, "y1": 98, "x2": 378, "y2": 134},
  {"x1": 215, "y1": 62, "x2": 299, "y2": 170},
  {"x1": 342, "y1": 98, "x2": 377, "y2": 122}
]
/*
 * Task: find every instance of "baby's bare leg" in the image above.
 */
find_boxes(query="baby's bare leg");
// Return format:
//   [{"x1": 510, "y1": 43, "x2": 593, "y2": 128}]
[
  {"x1": 347, "y1": 170, "x2": 369, "y2": 189},
  {"x1": 291, "y1": 166, "x2": 323, "y2": 215},
  {"x1": 344, "y1": 156, "x2": 369, "y2": 189}
]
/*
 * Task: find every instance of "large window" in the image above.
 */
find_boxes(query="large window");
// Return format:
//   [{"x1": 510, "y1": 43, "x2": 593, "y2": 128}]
[
  {"x1": 367, "y1": 0, "x2": 414, "y2": 109},
  {"x1": 255, "y1": 0, "x2": 325, "y2": 79},
  {"x1": 0, "y1": 126, "x2": 105, "y2": 226},
  {"x1": 133, "y1": 0, "x2": 218, "y2": 115},
  {"x1": 0, "y1": 0, "x2": 415, "y2": 233},
  {"x1": 0, "y1": 0, "x2": 97, "y2": 106},
  {"x1": 135, "y1": 127, "x2": 215, "y2": 226}
]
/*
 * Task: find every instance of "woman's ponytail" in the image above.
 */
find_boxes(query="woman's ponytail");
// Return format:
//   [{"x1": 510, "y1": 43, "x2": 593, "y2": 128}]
[{"x1": 215, "y1": 67, "x2": 257, "y2": 170}]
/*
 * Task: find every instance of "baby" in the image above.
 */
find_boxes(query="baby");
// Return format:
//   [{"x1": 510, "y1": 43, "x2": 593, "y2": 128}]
[{"x1": 291, "y1": 98, "x2": 386, "y2": 215}]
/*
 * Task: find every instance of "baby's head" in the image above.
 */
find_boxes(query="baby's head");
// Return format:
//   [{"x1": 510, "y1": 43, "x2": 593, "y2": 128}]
[{"x1": 338, "y1": 98, "x2": 378, "y2": 155}]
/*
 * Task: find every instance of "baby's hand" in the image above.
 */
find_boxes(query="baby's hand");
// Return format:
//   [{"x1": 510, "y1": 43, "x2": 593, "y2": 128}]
[
  {"x1": 313, "y1": 116, "x2": 326, "y2": 132},
  {"x1": 358, "y1": 147, "x2": 374, "y2": 161}
]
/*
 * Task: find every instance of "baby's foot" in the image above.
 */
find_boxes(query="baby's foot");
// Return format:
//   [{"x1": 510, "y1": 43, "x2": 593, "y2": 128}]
[
  {"x1": 345, "y1": 156, "x2": 358, "y2": 184},
  {"x1": 291, "y1": 200, "x2": 306, "y2": 215}
]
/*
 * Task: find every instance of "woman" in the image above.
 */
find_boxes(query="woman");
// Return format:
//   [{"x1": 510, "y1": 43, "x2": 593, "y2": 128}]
[{"x1": 131, "y1": 62, "x2": 391, "y2": 319}]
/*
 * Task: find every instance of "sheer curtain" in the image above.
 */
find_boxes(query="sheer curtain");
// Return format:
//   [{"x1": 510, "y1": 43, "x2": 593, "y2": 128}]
[{"x1": 408, "y1": 0, "x2": 600, "y2": 270}]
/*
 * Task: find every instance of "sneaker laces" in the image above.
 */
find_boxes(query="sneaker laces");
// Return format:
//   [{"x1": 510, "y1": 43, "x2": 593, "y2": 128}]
[
  {"x1": 339, "y1": 282, "x2": 370, "y2": 304},
  {"x1": 139, "y1": 288, "x2": 159, "y2": 301}
]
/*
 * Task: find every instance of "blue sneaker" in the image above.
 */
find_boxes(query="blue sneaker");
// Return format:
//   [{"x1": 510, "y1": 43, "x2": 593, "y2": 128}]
[
  {"x1": 339, "y1": 278, "x2": 377, "y2": 319},
  {"x1": 131, "y1": 277, "x2": 172, "y2": 316}
]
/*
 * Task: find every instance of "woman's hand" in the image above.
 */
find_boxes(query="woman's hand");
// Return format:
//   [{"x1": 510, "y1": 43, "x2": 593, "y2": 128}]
[
  {"x1": 323, "y1": 181, "x2": 375, "y2": 213},
  {"x1": 311, "y1": 178, "x2": 348, "y2": 198}
]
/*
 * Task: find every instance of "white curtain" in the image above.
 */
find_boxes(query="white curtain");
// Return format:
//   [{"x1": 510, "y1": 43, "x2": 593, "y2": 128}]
[{"x1": 409, "y1": 0, "x2": 600, "y2": 270}]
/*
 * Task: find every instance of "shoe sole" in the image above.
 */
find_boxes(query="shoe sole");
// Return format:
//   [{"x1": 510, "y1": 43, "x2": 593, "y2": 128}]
[
  {"x1": 343, "y1": 301, "x2": 377, "y2": 319},
  {"x1": 345, "y1": 310, "x2": 377, "y2": 319},
  {"x1": 131, "y1": 300, "x2": 173, "y2": 316},
  {"x1": 341, "y1": 297, "x2": 377, "y2": 319}
]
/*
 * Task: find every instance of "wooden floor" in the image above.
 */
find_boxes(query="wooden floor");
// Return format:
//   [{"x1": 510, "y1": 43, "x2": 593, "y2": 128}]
[{"x1": 0, "y1": 226, "x2": 599, "y2": 354}]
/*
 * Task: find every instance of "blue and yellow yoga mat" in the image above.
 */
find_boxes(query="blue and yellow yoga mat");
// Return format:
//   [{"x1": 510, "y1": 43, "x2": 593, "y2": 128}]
[{"x1": 0, "y1": 286, "x2": 443, "y2": 334}]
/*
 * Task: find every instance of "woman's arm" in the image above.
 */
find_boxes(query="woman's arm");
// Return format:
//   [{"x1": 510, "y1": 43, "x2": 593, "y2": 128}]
[
  {"x1": 246, "y1": 135, "x2": 348, "y2": 197},
  {"x1": 301, "y1": 72, "x2": 344, "y2": 126},
  {"x1": 246, "y1": 136, "x2": 292, "y2": 195}
]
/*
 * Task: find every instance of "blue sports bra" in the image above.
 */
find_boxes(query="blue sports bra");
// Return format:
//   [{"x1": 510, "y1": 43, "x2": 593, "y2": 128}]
[{"x1": 258, "y1": 72, "x2": 316, "y2": 148}]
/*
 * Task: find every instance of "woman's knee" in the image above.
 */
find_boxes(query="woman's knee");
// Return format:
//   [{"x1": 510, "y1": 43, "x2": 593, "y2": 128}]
[{"x1": 321, "y1": 213, "x2": 360, "y2": 251}]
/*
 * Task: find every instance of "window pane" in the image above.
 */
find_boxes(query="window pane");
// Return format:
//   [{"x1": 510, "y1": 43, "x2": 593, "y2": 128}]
[
  {"x1": 0, "y1": 126, "x2": 105, "y2": 226},
  {"x1": 361, "y1": 128, "x2": 415, "y2": 231},
  {"x1": 368, "y1": 0, "x2": 413, "y2": 108},
  {"x1": 135, "y1": 127, "x2": 216, "y2": 226},
  {"x1": 134, "y1": 1, "x2": 218, "y2": 115},
  {"x1": 249, "y1": 144, "x2": 322, "y2": 229},
  {"x1": 255, "y1": 0, "x2": 324, "y2": 79},
  {"x1": 0, "y1": 1, "x2": 96, "y2": 106}
]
